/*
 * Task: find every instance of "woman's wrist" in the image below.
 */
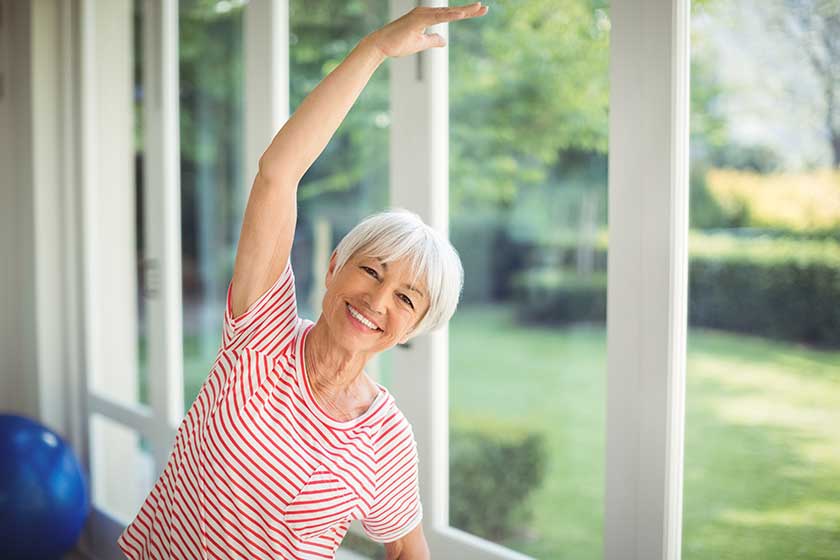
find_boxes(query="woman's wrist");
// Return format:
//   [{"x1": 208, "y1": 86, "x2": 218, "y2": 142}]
[{"x1": 356, "y1": 33, "x2": 388, "y2": 66}]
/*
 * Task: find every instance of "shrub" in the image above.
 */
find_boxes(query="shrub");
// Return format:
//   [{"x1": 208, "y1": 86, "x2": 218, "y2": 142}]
[
  {"x1": 335, "y1": 422, "x2": 549, "y2": 555},
  {"x1": 708, "y1": 143, "x2": 783, "y2": 173},
  {"x1": 705, "y1": 169, "x2": 840, "y2": 234},
  {"x1": 511, "y1": 231, "x2": 840, "y2": 349},
  {"x1": 512, "y1": 268, "x2": 606, "y2": 326},
  {"x1": 450, "y1": 213, "x2": 530, "y2": 303},
  {"x1": 449, "y1": 421, "x2": 548, "y2": 542},
  {"x1": 690, "y1": 165, "x2": 740, "y2": 229}
]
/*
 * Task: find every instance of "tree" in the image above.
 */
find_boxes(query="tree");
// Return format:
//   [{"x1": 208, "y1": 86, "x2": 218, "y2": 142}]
[
  {"x1": 773, "y1": 0, "x2": 840, "y2": 167},
  {"x1": 289, "y1": 0, "x2": 611, "y2": 214},
  {"x1": 174, "y1": 0, "x2": 613, "y2": 218},
  {"x1": 449, "y1": 0, "x2": 609, "y2": 211}
]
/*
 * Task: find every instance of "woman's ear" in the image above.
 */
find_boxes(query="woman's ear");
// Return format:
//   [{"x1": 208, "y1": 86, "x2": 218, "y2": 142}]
[{"x1": 326, "y1": 250, "x2": 338, "y2": 286}]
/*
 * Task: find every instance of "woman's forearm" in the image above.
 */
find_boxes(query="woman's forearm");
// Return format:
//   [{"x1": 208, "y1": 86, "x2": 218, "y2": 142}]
[{"x1": 258, "y1": 35, "x2": 386, "y2": 183}]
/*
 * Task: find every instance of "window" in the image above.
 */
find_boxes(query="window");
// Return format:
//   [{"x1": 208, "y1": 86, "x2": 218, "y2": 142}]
[
  {"x1": 683, "y1": 2, "x2": 840, "y2": 558},
  {"x1": 86, "y1": 0, "x2": 151, "y2": 528},
  {"x1": 448, "y1": 2, "x2": 609, "y2": 557},
  {"x1": 178, "y1": 0, "x2": 246, "y2": 410}
]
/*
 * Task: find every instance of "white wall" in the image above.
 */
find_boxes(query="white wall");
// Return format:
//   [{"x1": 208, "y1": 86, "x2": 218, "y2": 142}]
[
  {"x1": 1, "y1": 0, "x2": 41, "y2": 420},
  {"x1": 0, "y1": 0, "x2": 86, "y2": 449}
]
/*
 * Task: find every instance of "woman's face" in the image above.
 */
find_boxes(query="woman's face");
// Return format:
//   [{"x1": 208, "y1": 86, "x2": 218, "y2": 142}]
[{"x1": 321, "y1": 251, "x2": 430, "y2": 353}]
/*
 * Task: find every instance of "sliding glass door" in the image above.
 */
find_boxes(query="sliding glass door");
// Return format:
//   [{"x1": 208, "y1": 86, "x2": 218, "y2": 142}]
[
  {"x1": 447, "y1": 2, "x2": 609, "y2": 558},
  {"x1": 682, "y1": 2, "x2": 840, "y2": 558}
]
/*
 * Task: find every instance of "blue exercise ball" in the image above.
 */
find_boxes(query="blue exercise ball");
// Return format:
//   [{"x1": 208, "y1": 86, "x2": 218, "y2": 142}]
[{"x1": 0, "y1": 414, "x2": 90, "y2": 560}]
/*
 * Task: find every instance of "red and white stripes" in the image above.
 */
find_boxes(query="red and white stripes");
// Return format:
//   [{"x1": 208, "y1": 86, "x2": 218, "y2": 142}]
[{"x1": 118, "y1": 261, "x2": 422, "y2": 559}]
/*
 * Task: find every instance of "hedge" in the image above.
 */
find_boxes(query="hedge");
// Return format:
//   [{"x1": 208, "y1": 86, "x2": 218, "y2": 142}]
[{"x1": 513, "y1": 231, "x2": 840, "y2": 348}]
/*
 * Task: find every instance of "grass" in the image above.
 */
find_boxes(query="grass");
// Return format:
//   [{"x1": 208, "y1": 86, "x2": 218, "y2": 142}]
[
  {"x1": 448, "y1": 304, "x2": 840, "y2": 560},
  {"x1": 449, "y1": 305, "x2": 606, "y2": 559},
  {"x1": 146, "y1": 303, "x2": 840, "y2": 559}
]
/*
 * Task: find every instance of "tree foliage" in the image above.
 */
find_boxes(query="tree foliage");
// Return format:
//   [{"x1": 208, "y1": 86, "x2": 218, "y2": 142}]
[
  {"x1": 774, "y1": 0, "x2": 840, "y2": 167},
  {"x1": 170, "y1": 1, "x2": 725, "y2": 217},
  {"x1": 283, "y1": 0, "x2": 611, "y2": 213},
  {"x1": 449, "y1": 0, "x2": 609, "y2": 209}
]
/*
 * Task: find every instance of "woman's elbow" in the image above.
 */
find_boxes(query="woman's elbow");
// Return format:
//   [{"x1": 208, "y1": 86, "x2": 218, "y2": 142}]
[{"x1": 384, "y1": 525, "x2": 429, "y2": 560}]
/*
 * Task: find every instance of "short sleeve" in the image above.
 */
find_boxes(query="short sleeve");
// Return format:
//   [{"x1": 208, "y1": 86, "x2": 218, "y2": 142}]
[
  {"x1": 222, "y1": 259, "x2": 299, "y2": 355},
  {"x1": 362, "y1": 414, "x2": 424, "y2": 543}
]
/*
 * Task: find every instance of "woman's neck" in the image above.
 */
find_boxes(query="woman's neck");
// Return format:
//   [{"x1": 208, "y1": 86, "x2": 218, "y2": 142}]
[
  {"x1": 304, "y1": 315, "x2": 371, "y2": 394},
  {"x1": 304, "y1": 317, "x2": 381, "y2": 421}
]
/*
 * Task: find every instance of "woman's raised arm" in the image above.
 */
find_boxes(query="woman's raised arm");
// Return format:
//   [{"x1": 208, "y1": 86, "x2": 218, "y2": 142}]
[{"x1": 229, "y1": 3, "x2": 487, "y2": 319}]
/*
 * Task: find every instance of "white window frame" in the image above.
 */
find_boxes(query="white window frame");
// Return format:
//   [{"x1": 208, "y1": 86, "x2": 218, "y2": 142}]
[
  {"x1": 76, "y1": 0, "x2": 182, "y2": 556},
  {"x1": 68, "y1": 0, "x2": 690, "y2": 558},
  {"x1": 604, "y1": 1, "x2": 690, "y2": 559}
]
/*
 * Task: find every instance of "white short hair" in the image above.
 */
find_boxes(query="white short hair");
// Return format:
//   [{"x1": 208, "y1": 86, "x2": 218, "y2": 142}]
[{"x1": 332, "y1": 208, "x2": 464, "y2": 338}]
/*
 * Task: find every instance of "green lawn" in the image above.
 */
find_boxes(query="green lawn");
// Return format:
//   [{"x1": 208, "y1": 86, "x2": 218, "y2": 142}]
[{"x1": 448, "y1": 304, "x2": 840, "y2": 560}]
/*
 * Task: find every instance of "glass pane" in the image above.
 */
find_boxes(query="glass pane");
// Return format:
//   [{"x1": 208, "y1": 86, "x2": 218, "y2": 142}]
[
  {"x1": 448, "y1": 2, "x2": 610, "y2": 558},
  {"x1": 89, "y1": 414, "x2": 155, "y2": 524},
  {"x1": 134, "y1": 0, "x2": 150, "y2": 407},
  {"x1": 91, "y1": 0, "x2": 145, "y2": 409},
  {"x1": 179, "y1": 0, "x2": 245, "y2": 411},
  {"x1": 684, "y1": 2, "x2": 840, "y2": 559},
  {"x1": 289, "y1": 0, "x2": 393, "y2": 385}
]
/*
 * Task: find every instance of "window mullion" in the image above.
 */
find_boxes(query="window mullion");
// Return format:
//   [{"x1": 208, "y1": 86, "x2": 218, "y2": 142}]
[
  {"x1": 244, "y1": 0, "x2": 289, "y2": 191},
  {"x1": 605, "y1": 1, "x2": 690, "y2": 559},
  {"x1": 142, "y1": 0, "x2": 184, "y2": 465}
]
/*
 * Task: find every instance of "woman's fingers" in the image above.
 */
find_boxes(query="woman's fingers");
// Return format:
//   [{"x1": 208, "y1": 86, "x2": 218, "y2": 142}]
[
  {"x1": 368, "y1": 2, "x2": 487, "y2": 58},
  {"x1": 423, "y1": 3, "x2": 488, "y2": 25}
]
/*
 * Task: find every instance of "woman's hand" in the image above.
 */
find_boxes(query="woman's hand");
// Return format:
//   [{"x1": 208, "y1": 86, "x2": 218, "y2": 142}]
[{"x1": 366, "y1": 2, "x2": 489, "y2": 59}]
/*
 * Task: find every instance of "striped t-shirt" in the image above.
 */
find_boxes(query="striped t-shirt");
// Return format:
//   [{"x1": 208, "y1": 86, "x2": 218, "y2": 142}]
[{"x1": 117, "y1": 260, "x2": 423, "y2": 559}]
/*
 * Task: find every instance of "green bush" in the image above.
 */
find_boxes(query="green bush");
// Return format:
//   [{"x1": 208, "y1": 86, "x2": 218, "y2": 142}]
[
  {"x1": 708, "y1": 143, "x2": 783, "y2": 174},
  {"x1": 705, "y1": 168, "x2": 840, "y2": 234},
  {"x1": 334, "y1": 422, "x2": 548, "y2": 555},
  {"x1": 449, "y1": 421, "x2": 548, "y2": 542},
  {"x1": 512, "y1": 268, "x2": 607, "y2": 326},
  {"x1": 450, "y1": 214, "x2": 530, "y2": 303},
  {"x1": 512, "y1": 231, "x2": 840, "y2": 349},
  {"x1": 690, "y1": 165, "x2": 736, "y2": 229}
]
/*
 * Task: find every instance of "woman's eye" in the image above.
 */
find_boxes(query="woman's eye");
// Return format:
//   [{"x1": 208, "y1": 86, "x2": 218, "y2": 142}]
[
  {"x1": 399, "y1": 294, "x2": 414, "y2": 309},
  {"x1": 362, "y1": 266, "x2": 379, "y2": 278}
]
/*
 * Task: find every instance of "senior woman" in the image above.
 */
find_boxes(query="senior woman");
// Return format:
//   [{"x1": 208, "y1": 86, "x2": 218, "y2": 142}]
[{"x1": 118, "y1": 3, "x2": 487, "y2": 559}]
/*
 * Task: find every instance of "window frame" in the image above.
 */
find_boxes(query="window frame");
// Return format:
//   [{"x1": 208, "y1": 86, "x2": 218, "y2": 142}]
[
  {"x1": 76, "y1": 0, "x2": 182, "y2": 555},
  {"x1": 603, "y1": 1, "x2": 690, "y2": 559}
]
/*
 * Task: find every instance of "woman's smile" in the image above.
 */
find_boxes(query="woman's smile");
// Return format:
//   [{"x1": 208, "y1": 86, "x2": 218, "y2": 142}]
[{"x1": 345, "y1": 302, "x2": 383, "y2": 333}]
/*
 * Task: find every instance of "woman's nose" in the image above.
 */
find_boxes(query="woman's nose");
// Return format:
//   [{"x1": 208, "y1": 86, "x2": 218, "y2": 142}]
[{"x1": 366, "y1": 285, "x2": 389, "y2": 315}]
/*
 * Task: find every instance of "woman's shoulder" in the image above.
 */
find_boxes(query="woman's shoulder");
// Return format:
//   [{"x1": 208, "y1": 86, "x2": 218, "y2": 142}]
[
  {"x1": 224, "y1": 314, "x2": 304, "y2": 352},
  {"x1": 367, "y1": 390, "x2": 415, "y2": 441},
  {"x1": 270, "y1": 315, "x2": 311, "y2": 361}
]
